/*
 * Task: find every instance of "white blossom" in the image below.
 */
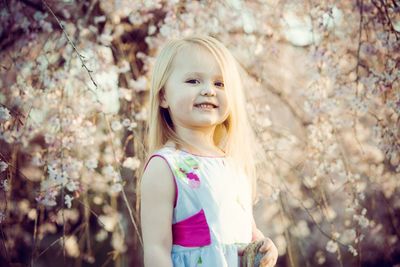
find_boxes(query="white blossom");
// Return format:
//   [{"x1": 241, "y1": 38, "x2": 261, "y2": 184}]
[
  {"x1": 148, "y1": 25, "x2": 157, "y2": 35},
  {"x1": 122, "y1": 157, "x2": 141, "y2": 170},
  {"x1": 36, "y1": 190, "x2": 57, "y2": 207},
  {"x1": 119, "y1": 88, "x2": 133, "y2": 101},
  {"x1": 110, "y1": 183, "x2": 122, "y2": 193},
  {"x1": 98, "y1": 213, "x2": 120, "y2": 232},
  {"x1": 353, "y1": 213, "x2": 370, "y2": 228},
  {"x1": 341, "y1": 229, "x2": 356, "y2": 244},
  {"x1": 129, "y1": 76, "x2": 148, "y2": 92},
  {"x1": 95, "y1": 229, "x2": 108, "y2": 242},
  {"x1": 290, "y1": 220, "x2": 310, "y2": 238},
  {"x1": 393, "y1": 19, "x2": 400, "y2": 32},
  {"x1": 0, "y1": 107, "x2": 11, "y2": 122},
  {"x1": 0, "y1": 161, "x2": 8, "y2": 172},
  {"x1": 0, "y1": 9, "x2": 9, "y2": 20},
  {"x1": 117, "y1": 60, "x2": 130, "y2": 73},
  {"x1": 348, "y1": 245, "x2": 358, "y2": 256},
  {"x1": 0, "y1": 211, "x2": 5, "y2": 223},
  {"x1": 242, "y1": 9, "x2": 255, "y2": 34},
  {"x1": 358, "y1": 216, "x2": 370, "y2": 228},
  {"x1": 65, "y1": 235, "x2": 79, "y2": 258},
  {"x1": 121, "y1": 118, "x2": 137, "y2": 131},
  {"x1": 65, "y1": 195, "x2": 74, "y2": 209},
  {"x1": 33, "y1": 11, "x2": 48, "y2": 21},
  {"x1": 128, "y1": 121, "x2": 137, "y2": 131},
  {"x1": 282, "y1": 10, "x2": 321, "y2": 46},
  {"x1": 44, "y1": 133, "x2": 56, "y2": 144},
  {"x1": 321, "y1": 6, "x2": 343, "y2": 30},
  {"x1": 66, "y1": 181, "x2": 78, "y2": 192},
  {"x1": 102, "y1": 165, "x2": 121, "y2": 182},
  {"x1": 135, "y1": 107, "x2": 147, "y2": 121},
  {"x1": 270, "y1": 188, "x2": 280, "y2": 202},
  {"x1": 112, "y1": 231, "x2": 127, "y2": 253},
  {"x1": 111, "y1": 120, "x2": 123, "y2": 131},
  {"x1": 159, "y1": 24, "x2": 172, "y2": 37},
  {"x1": 122, "y1": 118, "x2": 131, "y2": 127},
  {"x1": 1, "y1": 179, "x2": 9, "y2": 192},
  {"x1": 326, "y1": 240, "x2": 338, "y2": 253},
  {"x1": 85, "y1": 158, "x2": 98, "y2": 170}
]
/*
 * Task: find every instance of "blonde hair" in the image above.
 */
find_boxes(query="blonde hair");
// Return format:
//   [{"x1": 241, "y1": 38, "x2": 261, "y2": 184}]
[{"x1": 141, "y1": 35, "x2": 258, "y2": 199}]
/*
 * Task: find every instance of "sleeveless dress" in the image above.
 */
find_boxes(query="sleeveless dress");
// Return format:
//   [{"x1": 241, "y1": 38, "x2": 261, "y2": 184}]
[{"x1": 145, "y1": 146, "x2": 253, "y2": 267}]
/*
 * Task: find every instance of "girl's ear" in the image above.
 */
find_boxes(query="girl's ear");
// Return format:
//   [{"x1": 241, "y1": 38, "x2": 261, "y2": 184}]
[{"x1": 159, "y1": 88, "x2": 168, "y2": 108}]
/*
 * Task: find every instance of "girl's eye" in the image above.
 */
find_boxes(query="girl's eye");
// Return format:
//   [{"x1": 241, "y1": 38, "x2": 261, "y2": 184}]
[
  {"x1": 186, "y1": 79, "x2": 200, "y2": 84},
  {"x1": 215, "y1": 82, "x2": 224, "y2": 87}
]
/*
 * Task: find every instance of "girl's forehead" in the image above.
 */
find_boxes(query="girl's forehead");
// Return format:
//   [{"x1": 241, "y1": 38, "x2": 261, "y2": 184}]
[{"x1": 172, "y1": 45, "x2": 222, "y2": 75}]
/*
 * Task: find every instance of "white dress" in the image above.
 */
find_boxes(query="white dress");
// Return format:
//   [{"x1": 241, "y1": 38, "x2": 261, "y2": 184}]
[{"x1": 145, "y1": 146, "x2": 253, "y2": 266}]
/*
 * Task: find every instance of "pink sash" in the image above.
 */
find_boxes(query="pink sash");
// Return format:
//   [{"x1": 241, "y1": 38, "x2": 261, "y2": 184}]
[{"x1": 172, "y1": 209, "x2": 211, "y2": 247}]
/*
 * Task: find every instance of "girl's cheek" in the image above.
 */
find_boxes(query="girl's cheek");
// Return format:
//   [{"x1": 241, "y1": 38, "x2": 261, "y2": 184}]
[{"x1": 175, "y1": 98, "x2": 192, "y2": 109}]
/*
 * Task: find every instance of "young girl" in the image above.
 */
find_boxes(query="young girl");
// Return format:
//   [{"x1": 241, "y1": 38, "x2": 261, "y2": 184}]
[{"x1": 140, "y1": 35, "x2": 278, "y2": 267}]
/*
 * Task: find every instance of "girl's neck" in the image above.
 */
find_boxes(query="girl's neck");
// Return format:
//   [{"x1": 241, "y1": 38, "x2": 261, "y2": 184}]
[
  {"x1": 163, "y1": 123, "x2": 222, "y2": 156},
  {"x1": 165, "y1": 140, "x2": 225, "y2": 157}
]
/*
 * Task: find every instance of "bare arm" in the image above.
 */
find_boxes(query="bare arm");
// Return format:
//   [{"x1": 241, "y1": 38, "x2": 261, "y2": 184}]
[{"x1": 140, "y1": 156, "x2": 175, "y2": 267}]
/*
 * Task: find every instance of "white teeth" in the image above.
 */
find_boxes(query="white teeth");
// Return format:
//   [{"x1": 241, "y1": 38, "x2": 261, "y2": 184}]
[{"x1": 196, "y1": 104, "x2": 215, "y2": 108}]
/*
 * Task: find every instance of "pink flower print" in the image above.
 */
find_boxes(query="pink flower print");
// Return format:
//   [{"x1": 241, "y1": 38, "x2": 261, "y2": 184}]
[
  {"x1": 186, "y1": 172, "x2": 200, "y2": 188},
  {"x1": 175, "y1": 156, "x2": 201, "y2": 188}
]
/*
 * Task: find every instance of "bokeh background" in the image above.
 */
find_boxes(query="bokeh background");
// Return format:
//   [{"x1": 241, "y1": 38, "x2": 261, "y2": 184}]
[{"x1": 0, "y1": 0, "x2": 399, "y2": 266}]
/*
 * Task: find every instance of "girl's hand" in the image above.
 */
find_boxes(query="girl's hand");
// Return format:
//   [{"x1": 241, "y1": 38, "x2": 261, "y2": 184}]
[{"x1": 258, "y1": 237, "x2": 278, "y2": 267}]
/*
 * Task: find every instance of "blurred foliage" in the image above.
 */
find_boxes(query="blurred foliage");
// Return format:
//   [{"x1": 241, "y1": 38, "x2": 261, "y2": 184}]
[{"x1": 0, "y1": 0, "x2": 399, "y2": 266}]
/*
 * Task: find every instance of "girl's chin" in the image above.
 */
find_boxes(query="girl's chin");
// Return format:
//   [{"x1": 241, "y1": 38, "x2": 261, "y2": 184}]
[{"x1": 191, "y1": 119, "x2": 223, "y2": 127}]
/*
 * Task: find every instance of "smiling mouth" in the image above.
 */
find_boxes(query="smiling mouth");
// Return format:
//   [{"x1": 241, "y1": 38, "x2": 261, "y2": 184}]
[{"x1": 194, "y1": 103, "x2": 218, "y2": 109}]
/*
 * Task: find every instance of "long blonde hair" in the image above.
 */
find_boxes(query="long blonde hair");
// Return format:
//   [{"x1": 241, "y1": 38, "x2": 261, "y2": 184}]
[{"x1": 141, "y1": 35, "x2": 258, "y2": 198}]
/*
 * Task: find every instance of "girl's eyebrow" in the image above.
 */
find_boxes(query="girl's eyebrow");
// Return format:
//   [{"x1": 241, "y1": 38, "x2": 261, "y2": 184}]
[{"x1": 184, "y1": 72, "x2": 223, "y2": 79}]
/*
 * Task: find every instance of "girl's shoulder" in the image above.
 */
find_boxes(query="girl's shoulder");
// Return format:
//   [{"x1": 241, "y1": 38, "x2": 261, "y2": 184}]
[
  {"x1": 141, "y1": 152, "x2": 176, "y2": 202},
  {"x1": 142, "y1": 153, "x2": 172, "y2": 181},
  {"x1": 141, "y1": 146, "x2": 179, "y2": 179},
  {"x1": 147, "y1": 146, "x2": 226, "y2": 175}
]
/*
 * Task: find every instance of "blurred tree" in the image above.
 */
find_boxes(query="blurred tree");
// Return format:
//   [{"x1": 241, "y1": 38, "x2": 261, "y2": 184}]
[{"x1": 0, "y1": 0, "x2": 399, "y2": 266}]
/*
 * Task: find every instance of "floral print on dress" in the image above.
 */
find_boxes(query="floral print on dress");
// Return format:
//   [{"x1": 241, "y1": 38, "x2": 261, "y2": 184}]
[{"x1": 174, "y1": 154, "x2": 201, "y2": 189}]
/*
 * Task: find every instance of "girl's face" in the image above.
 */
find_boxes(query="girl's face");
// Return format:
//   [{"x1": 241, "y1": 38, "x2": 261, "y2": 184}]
[{"x1": 160, "y1": 45, "x2": 229, "y2": 131}]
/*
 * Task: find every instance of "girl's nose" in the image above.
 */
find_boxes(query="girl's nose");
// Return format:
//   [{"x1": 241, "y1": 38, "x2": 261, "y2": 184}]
[{"x1": 200, "y1": 82, "x2": 217, "y2": 96}]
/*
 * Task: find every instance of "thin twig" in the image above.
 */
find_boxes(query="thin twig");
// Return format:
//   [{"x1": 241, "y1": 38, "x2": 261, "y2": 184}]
[
  {"x1": 278, "y1": 191, "x2": 298, "y2": 267},
  {"x1": 103, "y1": 114, "x2": 144, "y2": 248},
  {"x1": 0, "y1": 224, "x2": 10, "y2": 263},
  {"x1": 76, "y1": 199, "x2": 106, "y2": 228},
  {"x1": 35, "y1": 223, "x2": 87, "y2": 259},
  {"x1": 261, "y1": 140, "x2": 348, "y2": 248},
  {"x1": 122, "y1": 188, "x2": 143, "y2": 247},
  {"x1": 240, "y1": 61, "x2": 311, "y2": 126},
  {"x1": 30, "y1": 208, "x2": 39, "y2": 267},
  {"x1": 83, "y1": 195, "x2": 93, "y2": 259},
  {"x1": 100, "y1": 251, "x2": 115, "y2": 267},
  {"x1": 41, "y1": 0, "x2": 98, "y2": 88},
  {"x1": 355, "y1": 0, "x2": 364, "y2": 92}
]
